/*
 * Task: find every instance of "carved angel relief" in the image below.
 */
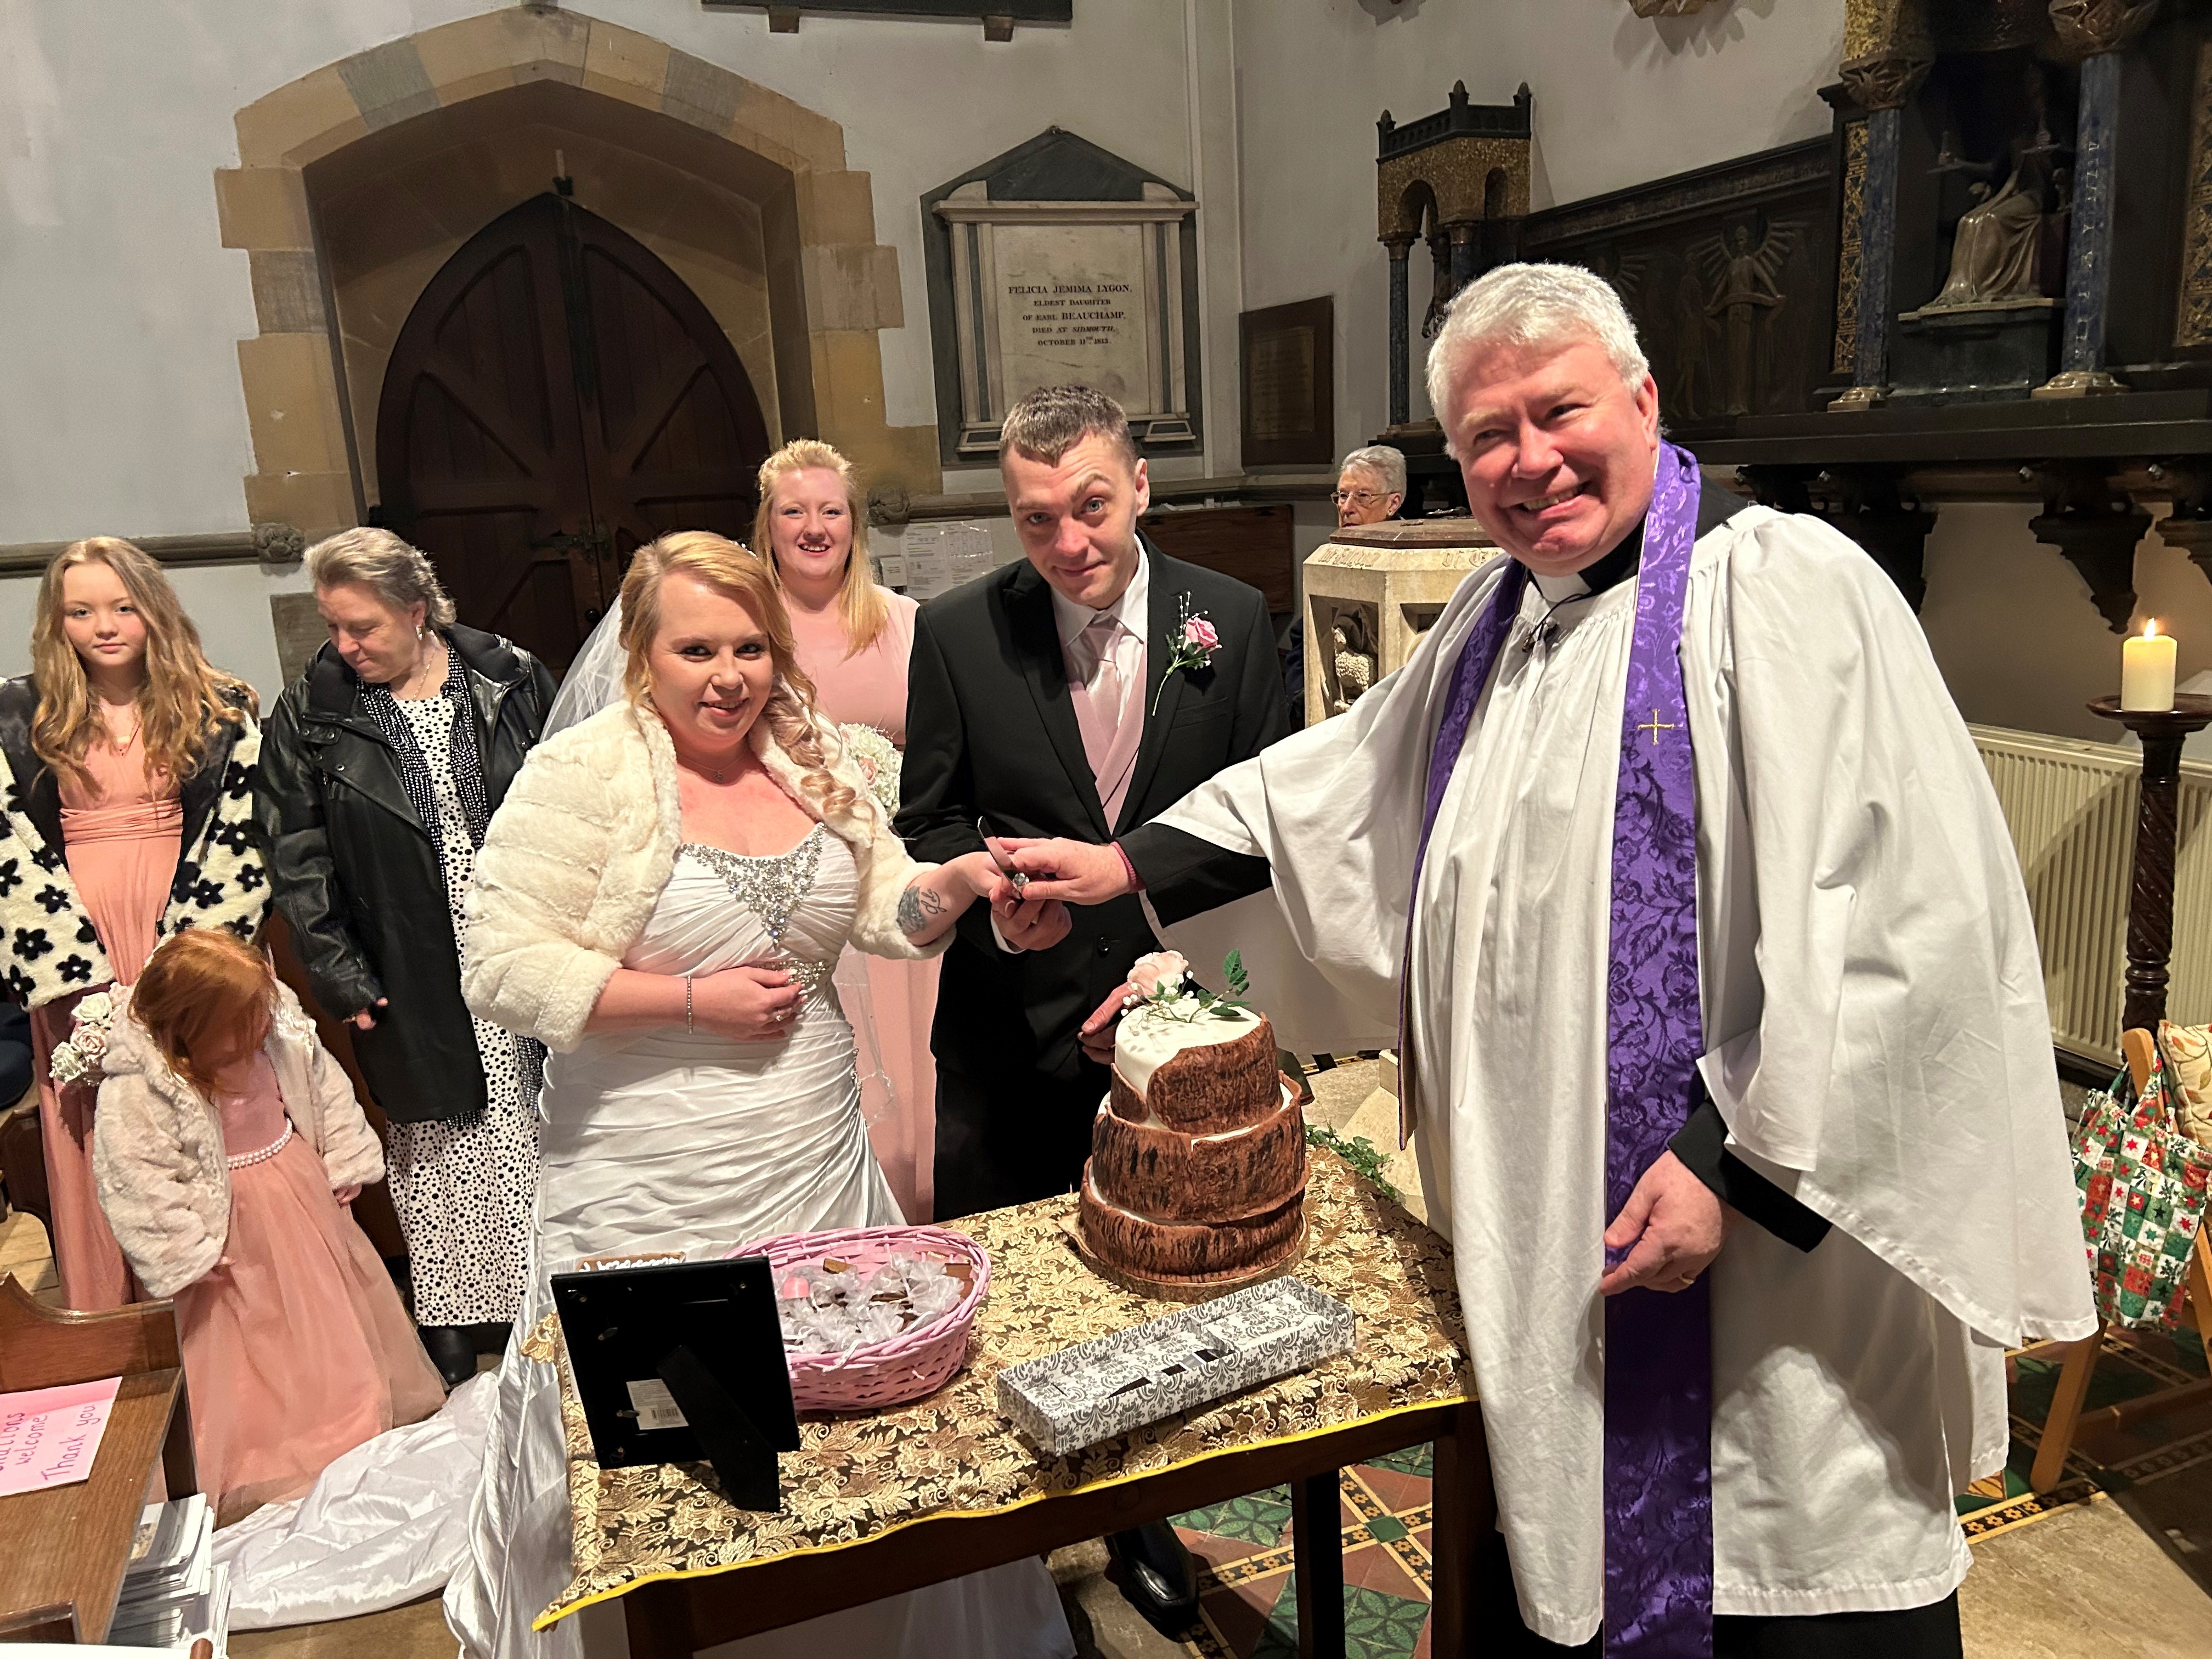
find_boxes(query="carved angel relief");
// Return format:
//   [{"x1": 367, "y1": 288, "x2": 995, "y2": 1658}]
[{"x1": 1693, "y1": 222, "x2": 1797, "y2": 416}]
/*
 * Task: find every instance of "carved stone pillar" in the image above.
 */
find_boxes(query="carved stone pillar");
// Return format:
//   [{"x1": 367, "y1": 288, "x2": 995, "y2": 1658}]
[
  {"x1": 2036, "y1": 1, "x2": 2162, "y2": 397},
  {"x1": 1828, "y1": 48, "x2": 1931, "y2": 411},
  {"x1": 1385, "y1": 234, "x2": 1415, "y2": 427},
  {"x1": 1423, "y1": 228, "x2": 1452, "y2": 338},
  {"x1": 1447, "y1": 222, "x2": 1478, "y2": 294},
  {"x1": 2030, "y1": 463, "x2": 2151, "y2": 631}
]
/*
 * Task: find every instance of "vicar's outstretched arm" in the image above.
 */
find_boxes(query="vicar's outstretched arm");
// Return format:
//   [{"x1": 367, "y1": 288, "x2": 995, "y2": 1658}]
[
  {"x1": 999, "y1": 836, "x2": 1138, "y2": 905},
  {"x1": 1005, "y1": 823, "x2": 1275, "y2": 921}
]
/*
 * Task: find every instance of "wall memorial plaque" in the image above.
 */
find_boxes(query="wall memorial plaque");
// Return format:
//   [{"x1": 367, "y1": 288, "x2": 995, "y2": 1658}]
[
  {"x1": 1240, "y1": 296, "x2": 1335, "y2": 467},
  {"x1": 924, "y1": 129, "x2": 1203, "y2": 465}
]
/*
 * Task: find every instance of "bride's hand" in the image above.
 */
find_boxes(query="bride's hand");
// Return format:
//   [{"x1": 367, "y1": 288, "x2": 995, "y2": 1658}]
[{"x1": 689, "y1": 964, "x2": 804, "y2": 1041}]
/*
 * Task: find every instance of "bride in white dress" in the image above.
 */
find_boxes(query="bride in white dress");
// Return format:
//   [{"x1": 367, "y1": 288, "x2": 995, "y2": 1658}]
[{"x1": 444, "y1": 531, "x2": 1076, "y2": 1658}]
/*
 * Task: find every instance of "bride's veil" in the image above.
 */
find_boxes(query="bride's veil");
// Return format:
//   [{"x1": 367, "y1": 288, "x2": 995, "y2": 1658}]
[{"x1": 545, "y1": 598, "x2": 627, "y2": 738}]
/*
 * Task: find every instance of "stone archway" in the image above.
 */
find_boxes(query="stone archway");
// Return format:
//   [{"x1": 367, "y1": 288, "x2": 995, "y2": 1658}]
[{"x1": 216, "y1": 8, "x2": 936, "y2": 543}]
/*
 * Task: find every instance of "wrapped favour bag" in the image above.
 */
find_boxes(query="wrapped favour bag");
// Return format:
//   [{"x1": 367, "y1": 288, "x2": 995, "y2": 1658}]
[{"x1": 2072, "y1": 1036, "x2": 2212, "y2": 1330}]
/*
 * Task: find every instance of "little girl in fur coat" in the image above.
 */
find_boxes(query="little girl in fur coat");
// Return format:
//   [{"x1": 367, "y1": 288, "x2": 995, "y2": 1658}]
[{"x1": 92, "y1": 928, "x2": 444, "y2": 1523}]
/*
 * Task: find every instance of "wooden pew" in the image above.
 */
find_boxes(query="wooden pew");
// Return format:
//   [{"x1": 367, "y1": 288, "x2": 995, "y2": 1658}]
[{"x1": 0, "y1": 1276, "x2": 195, "y2": 1643}]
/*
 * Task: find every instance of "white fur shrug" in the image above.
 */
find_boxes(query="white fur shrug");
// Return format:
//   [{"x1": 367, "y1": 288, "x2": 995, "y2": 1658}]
[
  {"x1": 92, "y1": 981, "x2": 385, "y2": 1300},
  {"x1": 461, "y1": 700, "x2": 947, "y2": 1053}
]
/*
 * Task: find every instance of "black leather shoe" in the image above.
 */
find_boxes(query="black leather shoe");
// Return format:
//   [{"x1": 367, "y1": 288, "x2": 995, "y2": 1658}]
[
  {"x1": 1107, "y1": 1521, "x2": 1199, "y2": 1634},
  {"x1": 420, "y1": 1324, "x2": 477, "y2": 1389}
]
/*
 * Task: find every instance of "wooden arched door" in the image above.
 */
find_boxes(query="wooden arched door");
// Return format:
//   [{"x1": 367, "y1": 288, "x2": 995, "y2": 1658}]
[{"x1": 376, "y1": 193, "x2": 772, "y2": 671}]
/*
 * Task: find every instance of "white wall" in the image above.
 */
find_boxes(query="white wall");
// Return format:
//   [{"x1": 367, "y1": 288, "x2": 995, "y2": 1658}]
[
  {"x1": 1231, "y1": 0, "x2": 1843, "y2": 447},
  {"x1": 0, "y1": 0, "x2": 1243, "y2": 548},
  {"x1": 0, "y1": 0, "x2": 1244, "y2": 683}
]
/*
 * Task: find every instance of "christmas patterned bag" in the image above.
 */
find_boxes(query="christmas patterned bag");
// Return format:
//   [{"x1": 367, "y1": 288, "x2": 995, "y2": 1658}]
[{"x1": 2072, "y1": 1037, "x2": 2212, "y2": 1330}]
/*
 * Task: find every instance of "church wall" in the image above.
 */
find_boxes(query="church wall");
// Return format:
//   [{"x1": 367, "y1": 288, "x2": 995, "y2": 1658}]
[
  {"x1": 1231, "y1": 0, "x2": 1845, "y2": 450},
  {"x1": 0, "y1": 0, "x2": 1240, "y2": 687}
]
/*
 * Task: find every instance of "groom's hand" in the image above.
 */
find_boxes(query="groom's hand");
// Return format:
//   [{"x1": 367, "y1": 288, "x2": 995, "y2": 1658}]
[
  {"x1": 993, "y1": 892, "x2": 1071, "y2": 951},
  {"x1": 999, "y1": 837, "x2": 1136, "y2": 906},
  {"x1": 1079, "y1": 983, "x2": 1133, "y2": 1065}
]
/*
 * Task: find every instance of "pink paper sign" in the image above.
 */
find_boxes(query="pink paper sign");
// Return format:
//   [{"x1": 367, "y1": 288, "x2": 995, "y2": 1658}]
[{"x1": 0, "y1": 1376, "x2": 122, "y2": 1497}]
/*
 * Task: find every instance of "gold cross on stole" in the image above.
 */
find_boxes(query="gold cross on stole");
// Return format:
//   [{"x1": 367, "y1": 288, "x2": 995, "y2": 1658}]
[{"x1": 1638, "y1": 709, "x2": 1676, "y2": 747}]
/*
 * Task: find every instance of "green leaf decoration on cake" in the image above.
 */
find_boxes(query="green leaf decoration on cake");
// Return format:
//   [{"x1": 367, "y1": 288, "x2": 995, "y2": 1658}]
[{"x1": 1135, "y1": 949, "x2": 1253, "y2": 1023}]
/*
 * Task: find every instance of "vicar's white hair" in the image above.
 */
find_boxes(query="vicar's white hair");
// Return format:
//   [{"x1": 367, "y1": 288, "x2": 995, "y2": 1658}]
[{"x1": 1425, "y1": 262, "x2": 1651, "y2": 441}]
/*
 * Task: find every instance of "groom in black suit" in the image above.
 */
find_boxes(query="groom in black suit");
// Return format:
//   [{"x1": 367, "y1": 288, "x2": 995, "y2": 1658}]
[{"x1": 899, "y1": 386, "x2": 1291, "y2": 1222}]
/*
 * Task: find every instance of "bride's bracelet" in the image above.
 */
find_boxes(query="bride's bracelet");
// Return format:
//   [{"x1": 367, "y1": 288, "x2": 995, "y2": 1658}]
[{"x1": 685, "y1": 974, "x2": 694, "y2": 1034}]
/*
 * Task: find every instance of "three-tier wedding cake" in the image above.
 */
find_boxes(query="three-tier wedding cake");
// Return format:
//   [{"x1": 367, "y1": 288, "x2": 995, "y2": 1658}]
[{"x1": 1077, "y1": 952, "x2": 1308, "y2": 1291}]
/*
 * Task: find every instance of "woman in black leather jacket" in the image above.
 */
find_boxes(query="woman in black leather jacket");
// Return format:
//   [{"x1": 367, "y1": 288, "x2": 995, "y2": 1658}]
[{"x1": 255, "y1": 529, "x2": 554, "y2": 1386}]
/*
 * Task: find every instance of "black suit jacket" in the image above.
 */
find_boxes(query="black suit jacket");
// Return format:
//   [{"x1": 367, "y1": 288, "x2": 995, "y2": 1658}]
[{"x1": 899, "y1": 539, "x2": 1291, "y2": 1083}]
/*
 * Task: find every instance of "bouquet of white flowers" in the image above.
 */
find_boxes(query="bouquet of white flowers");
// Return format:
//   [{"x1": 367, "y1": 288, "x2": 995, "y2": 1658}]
[
  {"x1": 839, "y1": 723, "x2": 902, "y2": 820},
  {"x1": 48, "y1": 988, "x2": 121, "y2": 1087}
]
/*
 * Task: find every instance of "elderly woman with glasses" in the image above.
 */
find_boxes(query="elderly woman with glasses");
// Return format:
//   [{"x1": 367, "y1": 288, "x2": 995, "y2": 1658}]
[
  {"x1": 1287, "y1": 445, "x2": 1407, "y2": 725},
  {"x1": 255, "y1": 529, "x2": 557, "y2": 1387}
]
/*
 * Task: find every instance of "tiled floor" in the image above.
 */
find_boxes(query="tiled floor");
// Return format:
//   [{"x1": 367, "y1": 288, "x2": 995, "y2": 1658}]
[{"x1": 1172, "y1": 1444, "x2": 1438, "y2": 1659}]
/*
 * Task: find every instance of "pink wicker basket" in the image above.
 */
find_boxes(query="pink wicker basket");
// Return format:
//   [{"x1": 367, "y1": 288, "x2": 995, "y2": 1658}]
[{"x1": 731, "y1": 1224, "x2": 990, "y2": 1412}]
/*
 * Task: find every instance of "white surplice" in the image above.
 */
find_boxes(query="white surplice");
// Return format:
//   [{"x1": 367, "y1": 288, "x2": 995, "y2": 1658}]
[
  {"x1": 444, "y1": 836, "x2": 1073, "y2": 1659},
  {"x1": 1149, "y1": 505, "x2": 2095, "y2": 1644}
]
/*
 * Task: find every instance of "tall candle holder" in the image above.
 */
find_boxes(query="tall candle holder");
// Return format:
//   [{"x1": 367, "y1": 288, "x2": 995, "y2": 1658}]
[{"x1": 2088, "y1": 694, "x2": 2212, "y2": 1034}]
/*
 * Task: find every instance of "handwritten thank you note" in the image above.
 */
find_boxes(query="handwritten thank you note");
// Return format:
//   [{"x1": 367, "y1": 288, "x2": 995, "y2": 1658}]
[{"x1": 0, "y1": 1376, "x2": 122, "y2": 1497}]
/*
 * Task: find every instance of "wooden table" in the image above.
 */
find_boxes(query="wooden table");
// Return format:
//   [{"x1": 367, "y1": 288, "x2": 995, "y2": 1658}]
[
  {"x1": 534, "y1": 1153, "x2": 1491, "y2": 1658},
  {"x1": 618, "y1": 1398, "x2": 1489, "y2": 1659},
  {"x1": 0, "y1": 1277, "x2": 196, "y2": 1644}
]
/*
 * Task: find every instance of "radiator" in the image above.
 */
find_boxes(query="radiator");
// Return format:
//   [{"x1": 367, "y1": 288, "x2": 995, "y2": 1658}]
[{"x1": 1971, "y1": 724, "x2": 2212, "y2": 1066}]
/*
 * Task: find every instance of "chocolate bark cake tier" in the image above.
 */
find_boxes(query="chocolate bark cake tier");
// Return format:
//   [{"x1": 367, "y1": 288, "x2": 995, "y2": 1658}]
[
  {"x1": 1078, "y1": 1165, "x2": 1307, "y2": 1283},
  {"x1": 1109, "y1": 1015, "x2": 1282, "y2": 1133},
  {"x1": 1089, "y1": 1084, "x2": 1306, "y2": 1224}
]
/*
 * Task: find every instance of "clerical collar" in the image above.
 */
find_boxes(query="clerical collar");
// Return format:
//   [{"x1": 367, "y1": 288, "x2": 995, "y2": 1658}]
[
  {"x1": 1529, "y1": 521, "x2": 1645, "y2": 606},
  {"x1": 1521, "y1": 477, "x2": 1748, "y2": 607}
]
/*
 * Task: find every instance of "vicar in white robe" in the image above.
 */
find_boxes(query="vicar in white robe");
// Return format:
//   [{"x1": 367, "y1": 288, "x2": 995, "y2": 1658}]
[{"x1": 1004, "y1": 264, "x2": 2095, "y2": 1657}]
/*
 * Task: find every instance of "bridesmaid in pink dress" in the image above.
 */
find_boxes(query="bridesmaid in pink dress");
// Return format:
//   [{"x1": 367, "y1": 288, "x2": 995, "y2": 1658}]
[
  {"x1": 757, "y1": 440, "x2": 941, "y2": 1220},
  {"x1": 92, "y1": 928, "x2": 442, "y2": 1524},
  {"x1": 2, "y1": 539, "x2": 267, "y2": 1310}
]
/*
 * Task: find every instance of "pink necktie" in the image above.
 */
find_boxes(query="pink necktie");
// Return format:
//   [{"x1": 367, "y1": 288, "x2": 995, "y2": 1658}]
[{"x1": 1068, "y1": 613, "x2": 1144, "y2": 827}]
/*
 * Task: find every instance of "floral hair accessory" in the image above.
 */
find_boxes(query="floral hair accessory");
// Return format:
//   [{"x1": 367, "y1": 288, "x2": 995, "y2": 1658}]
[
  {"x1": 48, "y1": 988, "x2": 122, "y2": 1088},
  {"x1": 1153, "y1": 593, "x2": 1220, "y2": 715},
  {"x1": 839, "y1": 723, "x2": 902, "y2": 819}
]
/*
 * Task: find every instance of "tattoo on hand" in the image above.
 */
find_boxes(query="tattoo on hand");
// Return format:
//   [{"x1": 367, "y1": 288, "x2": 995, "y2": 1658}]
[{"x1": 896, "y1": 883, "x2": 947, "y2": 938}]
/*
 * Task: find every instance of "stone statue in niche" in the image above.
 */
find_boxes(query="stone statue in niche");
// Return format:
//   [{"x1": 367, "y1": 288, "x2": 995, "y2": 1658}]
[
  {"x1": 1329, "y1": 608, "x2": 1379, "y2": 715},
  {"x1": 1696, "y1": 222, "x2": 1793, "y2": 417},
  {"x1": 1927, "y1": 160, "x2": 2045, "y2": 310}
]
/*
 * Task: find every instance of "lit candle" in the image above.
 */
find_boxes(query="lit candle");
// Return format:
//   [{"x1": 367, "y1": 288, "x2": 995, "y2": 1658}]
[{"x1": 2122, "y1": 619, "x2": 2178, "y2": 712}]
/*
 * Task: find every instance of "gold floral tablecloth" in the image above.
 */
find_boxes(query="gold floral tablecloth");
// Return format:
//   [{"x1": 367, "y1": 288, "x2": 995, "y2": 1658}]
[{"x1": 529, "y1": 1149, "x2": 1471, "y2": 1628}]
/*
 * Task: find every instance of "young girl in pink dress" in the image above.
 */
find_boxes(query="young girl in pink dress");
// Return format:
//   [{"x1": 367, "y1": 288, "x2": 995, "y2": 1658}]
[
  {"x1": 758, "y1": 439, "x2": 943, "y2": 1220},
  {"x1": 0, "y1": 538, "x2": 268, "y2": 1310},
  {"x1": 90, "y1": 928, "x2": 443, "y2": 1524}
]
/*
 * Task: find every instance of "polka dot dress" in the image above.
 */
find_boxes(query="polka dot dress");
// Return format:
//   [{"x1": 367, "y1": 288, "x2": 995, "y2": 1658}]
[{"x1": 382, "y1": 694, "x2": 541, "y2": 1329}]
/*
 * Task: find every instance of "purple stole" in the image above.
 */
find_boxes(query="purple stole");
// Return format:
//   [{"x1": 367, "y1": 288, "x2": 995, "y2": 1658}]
[{"x1": 1407, "y1": 442, "x2": 1713, "y2": 1656}]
